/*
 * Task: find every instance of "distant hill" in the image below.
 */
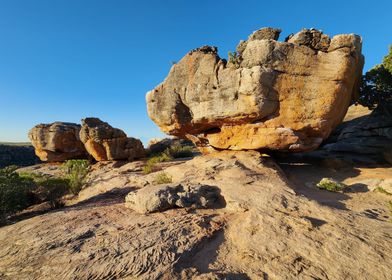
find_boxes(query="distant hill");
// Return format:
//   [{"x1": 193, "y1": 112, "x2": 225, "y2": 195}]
[
  {"x1": 0, "y1": 143, "x2": 40, "y2": 168},
  {"x1": 0, "y1": 142, "x2": 32, "y2": 146}
]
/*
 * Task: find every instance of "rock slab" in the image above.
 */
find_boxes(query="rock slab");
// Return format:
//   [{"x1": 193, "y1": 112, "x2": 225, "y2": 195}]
[{"x1": 146, "y1": 27, "x2": 364, "y2": 152}]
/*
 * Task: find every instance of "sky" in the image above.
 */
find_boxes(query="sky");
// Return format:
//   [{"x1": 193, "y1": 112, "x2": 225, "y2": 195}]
[{"x1": 0, "y1": 0, "x2": 391, "y2": 144}]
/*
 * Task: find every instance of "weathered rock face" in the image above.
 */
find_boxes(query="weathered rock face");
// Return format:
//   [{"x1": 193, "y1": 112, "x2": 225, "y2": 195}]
[
  {"x1": 146, "y1": 27, "x2": 364, "y2": 152},
  {"x1": 125, "y1": 183, "x2": 221, "y2": 214},
  {"x1": 0, "y1": 144, "x2": 40, "y2": 168},
  {"x1": 28, "y1": 122, "x2": 87, "y2": 162},
  {"x1": 79, "y1": 118, "x2": 145, "y2": 161},
  {"x1": 323, "y1": 104, "x2": 392, "y2": 163}
]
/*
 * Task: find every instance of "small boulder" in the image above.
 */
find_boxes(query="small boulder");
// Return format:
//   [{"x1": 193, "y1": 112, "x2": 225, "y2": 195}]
[
  {"x1": 28, "y1": 122, "x2": 87, "y2": 162},
  {"x1": 125, "y1": 183, "x2": 221, "y2": 214},
  {"x1": 79, "y1": 118, "x2": 145, "y2": 161}
]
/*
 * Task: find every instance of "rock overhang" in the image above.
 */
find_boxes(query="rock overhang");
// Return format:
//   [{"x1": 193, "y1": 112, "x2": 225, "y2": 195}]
[{"x1": 146, "y1": 27, "x2": 364, "y2": 153}]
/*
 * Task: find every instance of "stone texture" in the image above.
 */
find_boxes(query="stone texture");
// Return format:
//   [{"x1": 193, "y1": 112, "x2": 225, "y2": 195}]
[
  {"x1": 79, "y1": 118, "x2": 145, "y2": 161},
  {"x1": 125, "y1": 183, "x2": 221, "y2": 214},
  {"x1": 28, "y1": 122, "x2": 87, "y2": 162},
  {"x1": 323, "y1": 104, "x2": 392, "y2": 163},
  {"x1": 146, "y1": 27, "x2": 364, "y2": 153},
  {"x1": 147, "y1": 137, "x2": 194, "y2": 155}
]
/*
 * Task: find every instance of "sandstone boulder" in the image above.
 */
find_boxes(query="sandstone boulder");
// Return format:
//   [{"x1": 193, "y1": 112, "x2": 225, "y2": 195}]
[
  {"x1": 146, "y1": 27, "x2": 364, "y2": 153},
  {"x1": 79, "y1": 118, "x2": 145, "y2": 161},
  {"x1": 28, "y1": 122, "x2": 87, "y2": 162}
]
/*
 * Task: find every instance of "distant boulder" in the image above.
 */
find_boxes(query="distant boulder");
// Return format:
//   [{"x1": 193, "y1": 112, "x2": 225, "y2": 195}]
[
  {"x1": 28, "y1": 122, "x2": 87, "y2": 162},
  {"x1": 79, "y1": 118, "x2": 145, "y2": 161}
]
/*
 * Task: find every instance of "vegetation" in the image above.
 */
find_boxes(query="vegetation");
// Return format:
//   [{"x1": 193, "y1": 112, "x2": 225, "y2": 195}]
[
  {"x1": 62, "y1": 160, "x2": 90, "y2": 195},
  {"x1": 358, "y1": 45, "x2": 392, "y2": 109},
  {"x1": 0, "y1": 166, "x2": 34, "y2": 223},
  {"x1": 0, "y1": 159, "x2": 90, "y2": 224},
  {"x1": 154, "y1": 172, "x2": 172, "y2": 184},
  {"x1": 143, "y1": 144, "x2": 194, "y2": 174},
  {"x1": 316, "y1": 178, "x2": 346, "y2": 192},
  {"x1": 388, "y1": 200, "x2": 392, "y2": 223},
  {"x1": 228, "y1": 51, "x2": 241, "y2": 68}
]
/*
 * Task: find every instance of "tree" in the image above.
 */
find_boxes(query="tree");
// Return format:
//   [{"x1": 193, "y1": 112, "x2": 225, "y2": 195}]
[{"x1": 358, "y1": 46, "x2": 392, "y2": 109}]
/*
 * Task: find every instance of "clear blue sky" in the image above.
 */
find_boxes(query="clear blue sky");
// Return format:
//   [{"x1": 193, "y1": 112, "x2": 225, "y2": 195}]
[{"x1": 0, "y1": 0, "x2": 391, "y2": 143}]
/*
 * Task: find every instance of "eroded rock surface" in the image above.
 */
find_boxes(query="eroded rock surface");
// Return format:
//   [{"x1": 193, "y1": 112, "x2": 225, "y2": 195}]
[
  {"x1": 28, "y1": 122, "x2": 87, "y2": 162},
  {"x1": 323, "y1": 104, "x2": 392, "y2": 163},
  {"x1": 147, "y1": 27, "x2": 364, "y2": 152},
  {"x1": 0, "y1": 152, "x2": 391, "y2": 279},
  {"x1": 125, "y1": 183, "x2": 221, "y2": 213},
  {"x1": 79, "y1": 118, "x2": 145, "y2": 161}
]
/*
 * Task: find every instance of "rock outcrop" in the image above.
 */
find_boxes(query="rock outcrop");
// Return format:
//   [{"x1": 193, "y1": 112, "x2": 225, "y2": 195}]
[
  {"x1": 147, "y1": 137, "x2": 194, "y2": 155},
  {"x1": 323, "y1": 103, "x2": 392, "y2": 163},
  {"x1": 147, "y1": 27, "x2": 364, "y2": 152},
  {"x1": 125, "y1": 183, "x2": 221, "y2": 213},
  {"x1": 79, "y1": 118, "x2": 145, "y2": 161},
  {"x1": 28, "y1": 122, "x2": 87, "y2": 162}
]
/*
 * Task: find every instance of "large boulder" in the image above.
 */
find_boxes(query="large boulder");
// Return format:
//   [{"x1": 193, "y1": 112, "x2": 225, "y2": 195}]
[
  {"x1": 146, "y1": 27, "x2": 364, "y2": 153},
  {"x1": 28, "y1": 122, "x2": 87, "y2": 162},
  {"x1": 79, "y1": 118, "x2": 145, "y2": 161}
]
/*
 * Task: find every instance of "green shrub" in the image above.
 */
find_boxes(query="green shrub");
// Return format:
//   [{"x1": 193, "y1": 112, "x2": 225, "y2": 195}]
[
  {"x1": 142, "y1": 151, "x2": 173, "y2": 174},
  {"x1": 316, "y1": 178, "x2": 346, "y2": 192},
  {"x1": 358, "y1": 45, "x2": 392, "y2": 109},
  {"x1": 228, "y1": 51, "x2": 241, "y2": 68},
  {"x1": 0, "y1": 166, "x2": 34, "y2": 223},
  {"x1": 166, "y1": 144, "x2": 194, "y2": 158},
  {"x1": 19, "y1": 172, "x2": 69, "y2": 208},
  {"x1": 62, "y1": 160, "x2": 90, "y2": 195},
  {"x1": 142, "y1": 144, "x2": 194, "y2": 175},
  {"x1": 154, "y1": 172, "x2": 172, "y2": 184}
]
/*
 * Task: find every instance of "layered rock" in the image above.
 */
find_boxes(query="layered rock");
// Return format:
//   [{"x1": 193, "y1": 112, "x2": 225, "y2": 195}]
[
  {"x1": 79, "y1": 118, "x2": 145, "y2": 161},
  {"x1": 146, "y1": 27, "x2": 364, "y2": 152},
  {"x1": 323, "y1": 103, "x2": 392, "y2": 163},
  {"x1": 28, "y1": 122, "x2": 87, "y2": 162}
]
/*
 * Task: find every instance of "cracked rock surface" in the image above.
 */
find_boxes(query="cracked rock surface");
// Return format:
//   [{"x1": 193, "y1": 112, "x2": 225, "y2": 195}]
[{"x1": 146, "y1": 27, "x2": 364, "y2": 152}]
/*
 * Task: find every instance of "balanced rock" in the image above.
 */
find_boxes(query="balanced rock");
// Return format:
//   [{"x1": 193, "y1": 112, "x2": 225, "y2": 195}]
[
  {"x1": 146, "y1": 27, "x2": 364, "y2": 152},
  {"x1": 79, "y1": 118, "x2": 145, "y2": 161},
  {"x1": 28, "y1": 122, "x2": 87, "y2": 162}
]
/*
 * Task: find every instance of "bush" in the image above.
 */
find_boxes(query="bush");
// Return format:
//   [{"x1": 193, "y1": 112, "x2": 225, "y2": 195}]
[
  {"x1": 19, "y1": 172, "x2": 69, "y2": 208},
  {"x1": 358, "y1": 45, "x2": 392, "y2": 109},
  {"x1": 316, "y1": 178, "x2": 346, "y2": 192},
  {"x1": 228, "y1": 51, "x2": 241, "y2": 68},
  {"x1": 62, "y1": 160, "x2": 90, "y2": 195},
  {"x1": 167, "y1": 144, "x2": 194, "y2": 158},
  {"x1": 154, "y1": 172, "x2": 172, "y2": 184},
  {"x1": 143, "y1": 144, "x2": 194, "y2": 174},
  {"x1": 0, "y1": 166, "x2": 34, "y2": 223}
]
